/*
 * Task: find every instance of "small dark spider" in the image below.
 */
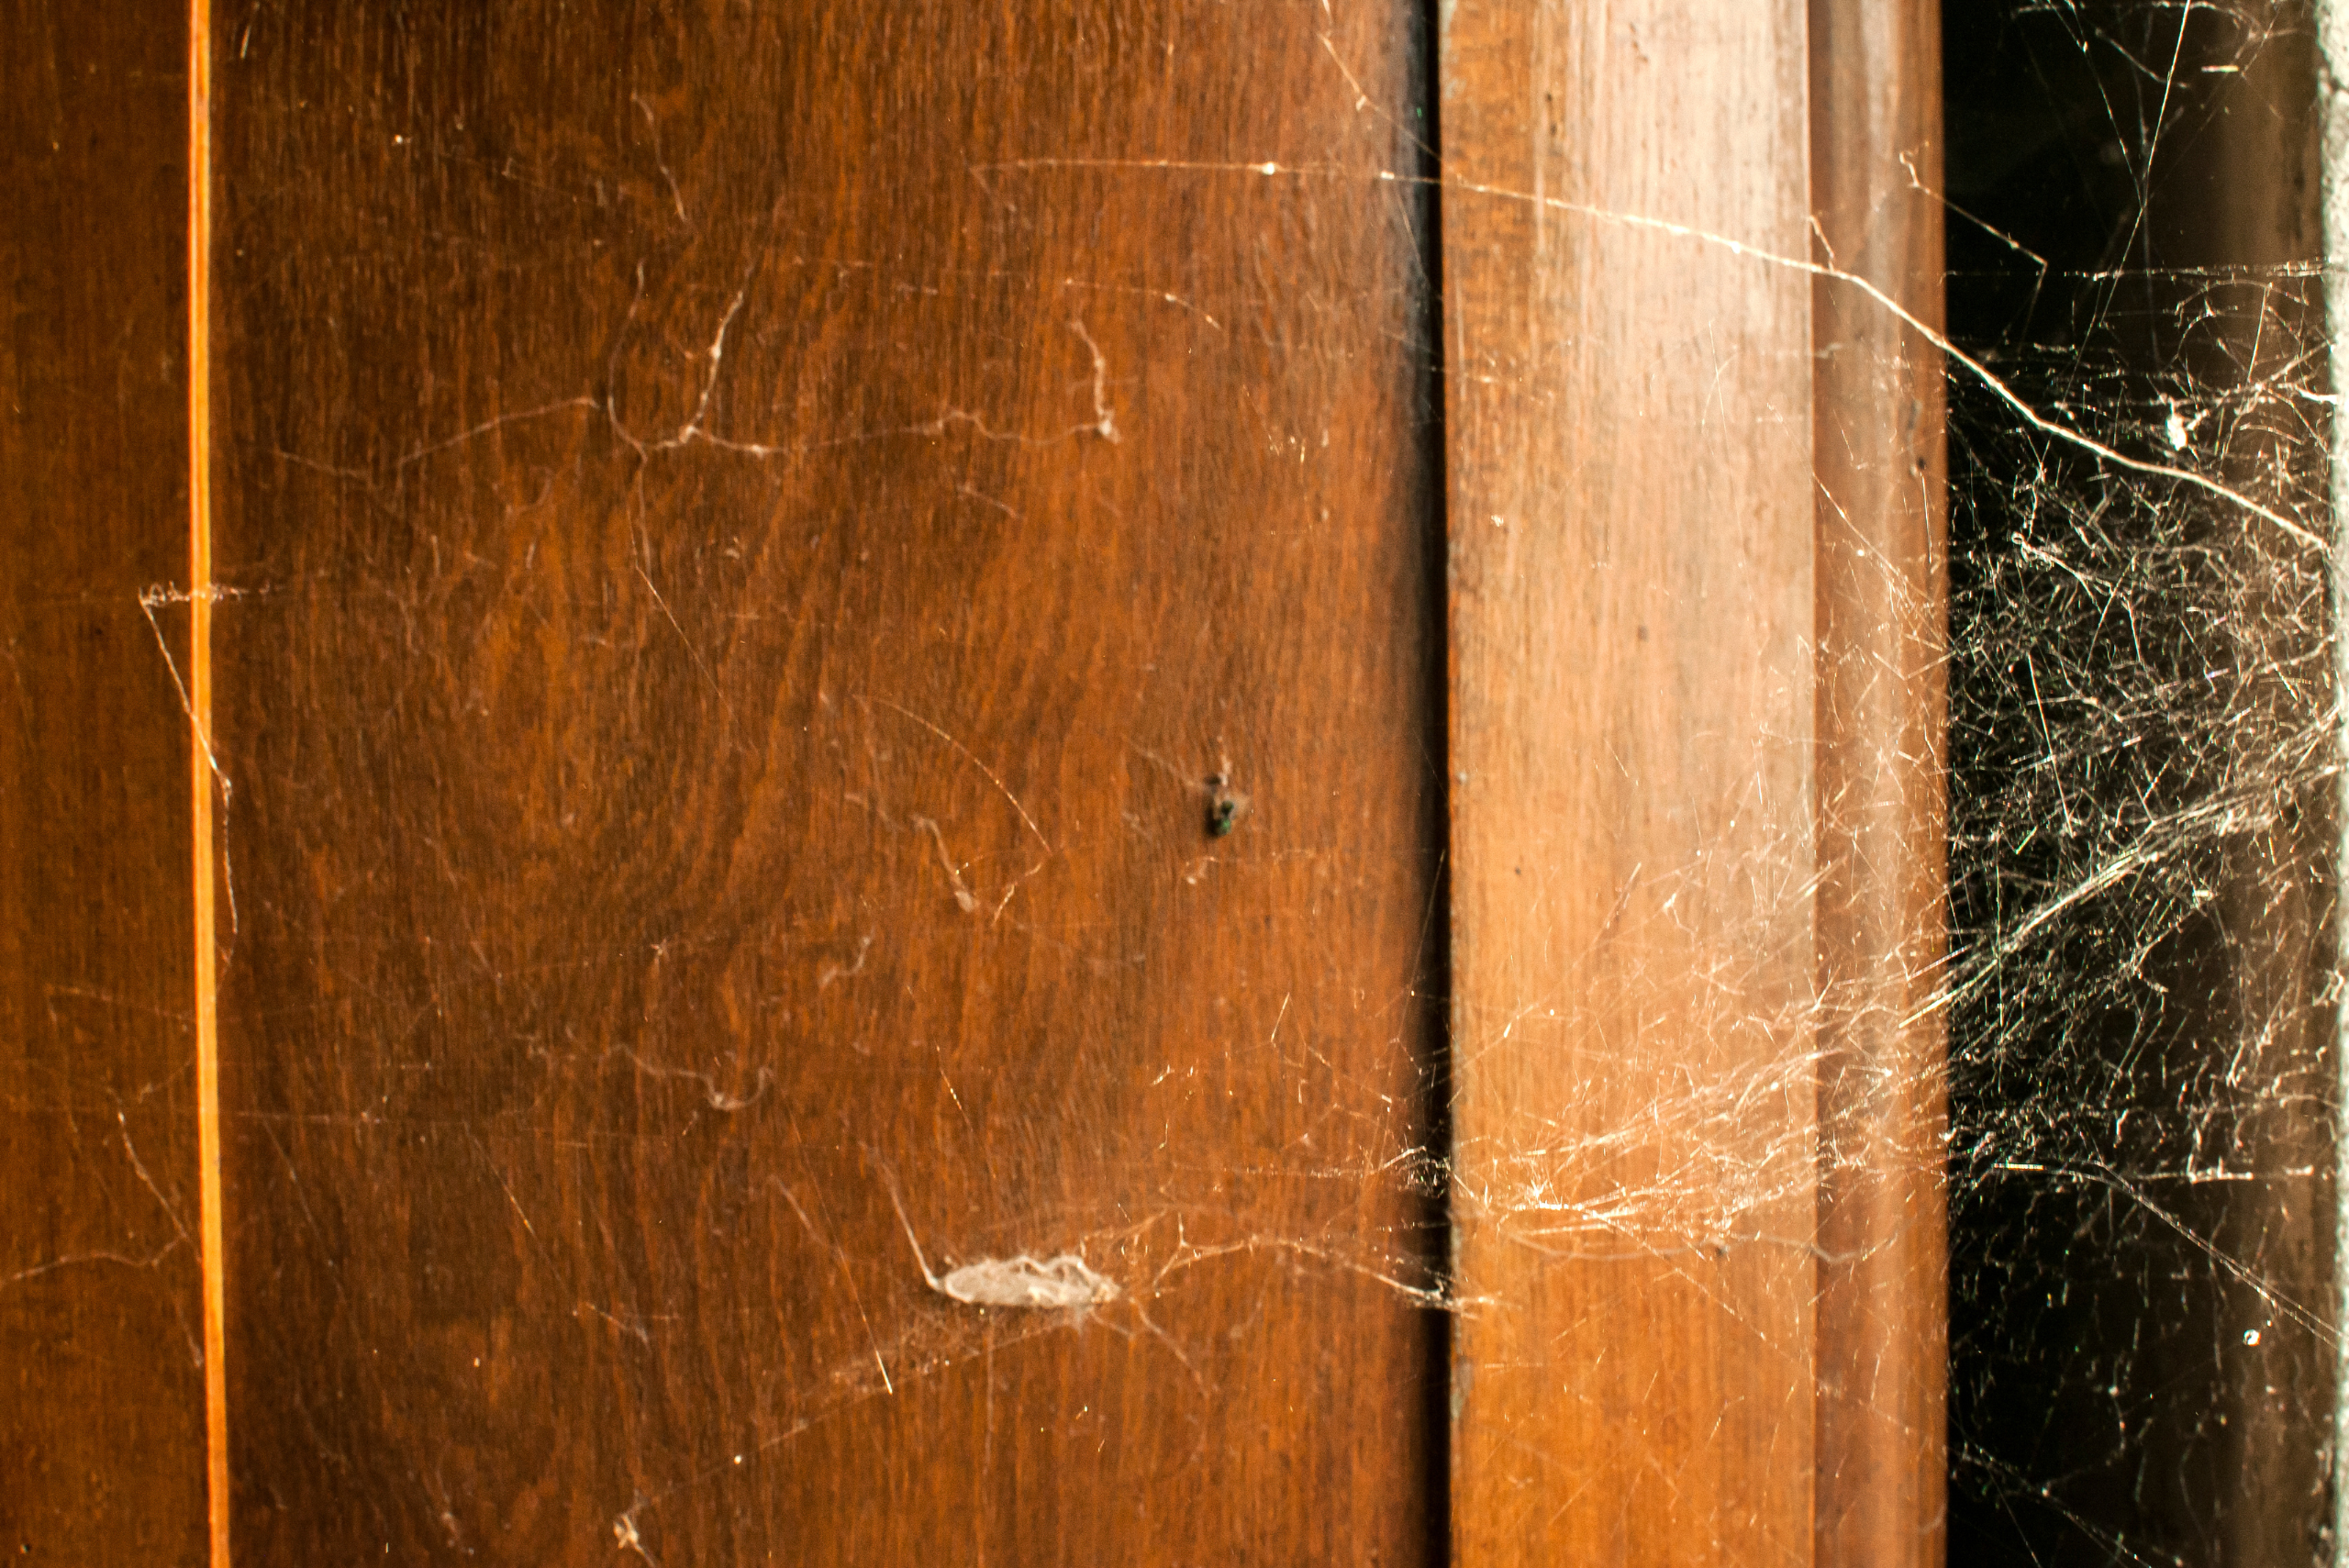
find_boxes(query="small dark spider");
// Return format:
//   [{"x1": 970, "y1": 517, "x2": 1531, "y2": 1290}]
[{"x1": 1204, "y1": 773, "x2": 1248, "y2": 838}]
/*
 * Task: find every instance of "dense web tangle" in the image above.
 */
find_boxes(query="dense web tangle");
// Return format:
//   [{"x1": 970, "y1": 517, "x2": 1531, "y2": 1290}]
[{"x1": 1943, "y1": 3, "x2": 2338, "y2": 1562}]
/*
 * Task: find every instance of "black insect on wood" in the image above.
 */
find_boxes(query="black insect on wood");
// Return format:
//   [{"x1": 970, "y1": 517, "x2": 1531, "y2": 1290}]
[{"x1": 1205, "y1": 773, "x2": 1248, "y2": 838}]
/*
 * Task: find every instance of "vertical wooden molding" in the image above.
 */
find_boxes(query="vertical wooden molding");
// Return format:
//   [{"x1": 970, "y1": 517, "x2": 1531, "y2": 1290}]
[
  {"x1": 1808, "y1": 2, "x2": 1948, "y2": 1565},
  {"x1": 188, "y1": 0, "x2": 228, "y2": 1561},
  {"x1": 1439, "y1": 1, "x2": 1820, "y2": 1562}
]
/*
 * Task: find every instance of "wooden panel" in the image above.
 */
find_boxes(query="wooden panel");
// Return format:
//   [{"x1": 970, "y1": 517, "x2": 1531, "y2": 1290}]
[
  {"x1": 207, "y1": 5, "x2": 1445, "y2": 1562},
  {"x1": 1438, "y1": 1, "x2": 1820, "y2": 1563},
  {"x1": 0, "y1": 5, "x2": 207, "y2": 1563},
  {"x1": 1808, "y1": 3, "x2": 1946, "y2": 1564}
]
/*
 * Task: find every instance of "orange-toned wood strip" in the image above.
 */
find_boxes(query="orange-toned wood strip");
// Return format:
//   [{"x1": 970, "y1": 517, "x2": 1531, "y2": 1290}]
[
  {"x1": 1808, "y1": 3, "x2": 1948, "y2": 1564},
  {"x1": 188, "y1": 0, "x2": 229, "y2": 1561},
  {"x1": 1439, "y1": 1, "x2": 1820, "y2": 1562}
]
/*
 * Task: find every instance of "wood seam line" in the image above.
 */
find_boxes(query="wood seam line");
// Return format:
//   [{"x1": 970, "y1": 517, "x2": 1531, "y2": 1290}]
[{"x1": 188, "y1": 0, "x2": 228, "y2": 1561}]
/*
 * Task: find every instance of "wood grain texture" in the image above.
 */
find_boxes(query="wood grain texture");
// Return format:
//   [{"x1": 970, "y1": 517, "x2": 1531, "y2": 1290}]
[
  {"x1": 1438, "y1": 1, "x2": 1820, "y2": 1563},
  {"x1": 1808, "y1": 3, "x2": 1947, "y2": 1564},
  {"x1": 206, "y1": 5, "x2": 1446, "y2": 1562},
  {"x1": 0, "y1": 6, "x2": 207, "y2": 1563}
]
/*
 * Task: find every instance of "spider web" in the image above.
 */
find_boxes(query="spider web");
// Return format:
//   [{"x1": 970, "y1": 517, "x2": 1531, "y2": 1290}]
[{"x1": 1943, "y1": 4, "x2": 2339, "y2": 1562}]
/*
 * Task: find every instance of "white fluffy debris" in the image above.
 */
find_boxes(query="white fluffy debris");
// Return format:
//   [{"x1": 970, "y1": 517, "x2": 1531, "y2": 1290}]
[{"x1": 887, "y1": 1184, "x2": 1119, "y2": 1309}]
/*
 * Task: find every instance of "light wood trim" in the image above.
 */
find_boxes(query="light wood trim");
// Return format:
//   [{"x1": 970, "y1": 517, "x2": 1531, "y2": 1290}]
[
  {"x1": 1440, "y1": 2, "x2": 1821, "y2": 1561},
  {"x1": 187, "y1": 2, "x2": 230, "y2": 1562},
  {"x1": 1808, "y1": 2, "x2": 1947, "y2": 1563}
]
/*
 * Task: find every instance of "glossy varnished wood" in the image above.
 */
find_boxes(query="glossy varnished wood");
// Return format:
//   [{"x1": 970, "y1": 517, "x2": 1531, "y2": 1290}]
[
  {"x1": 0, "y1": 6, "x2": 206, "y2": 1562},
  {"x1": 1438, "y1": 2, "x2": 1820, "y2": 1562},
  {"x1": 206, "y1": 5, "x2": 1444, "y2": 1562},
  {"x1": 1808, "y1": 3, "x2": 1947, "y2": 1563}
]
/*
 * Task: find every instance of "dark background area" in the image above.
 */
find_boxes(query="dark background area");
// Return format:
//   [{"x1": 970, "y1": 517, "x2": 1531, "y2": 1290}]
[{"x1": 1943, "y1": 3, "x2": 2336, "y2": 1563}]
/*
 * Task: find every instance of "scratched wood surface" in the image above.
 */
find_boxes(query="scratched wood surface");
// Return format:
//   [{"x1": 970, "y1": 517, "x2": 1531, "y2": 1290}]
[
  {"x1": 0, "y1": 6, "x2": 208, "y2": 1564},
  {"x1": 205, "y1": 4, "x2": 1446, "y2": 1562},
  {"x1": 1438, "y1": 2, "x2": 1822, "y2": 1563},
  {"x1": 1808, "y1": 2, "x2": 1947, "y2": 1564}
]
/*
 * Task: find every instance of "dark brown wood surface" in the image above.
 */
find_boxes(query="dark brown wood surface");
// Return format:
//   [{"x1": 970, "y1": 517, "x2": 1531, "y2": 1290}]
[
  {"x1": 3, "y1": 4, "x2": 1978, "y2": 1560},
  {"x1": 2143, "y1": 6, "x2": 2333, "y2": 1559},
  {"x1": 206, "y1": 5, "x2": 1446, "y2": 1562},
  {"x1": 0, "y1": 6, "x2": 207, "y2": 1563},
  {"x1": 1438, "y1": 1, "x2": 1822, "y2": 1562},
  {"x1": 1808, "y1": 2, "x2": 1947, "y2": 1563}
]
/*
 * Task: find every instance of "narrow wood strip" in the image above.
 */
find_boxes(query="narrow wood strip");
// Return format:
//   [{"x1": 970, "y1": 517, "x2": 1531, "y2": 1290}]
[
  {"x1": 1807, "y1": 2, "x2": 1948, "y2": 1563},
  {"x1": 188, "y1": 1, "x2": 229, "y2": 1561},
  {"x1": 1439, "y1": 1, "x2": 1819, "y2": 1561}
]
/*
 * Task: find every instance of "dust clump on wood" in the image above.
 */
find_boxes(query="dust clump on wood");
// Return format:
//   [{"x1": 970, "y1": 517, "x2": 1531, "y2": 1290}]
[{"x1": 887, "y1": 1184, "x2": 1120, "y2": 1310}]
